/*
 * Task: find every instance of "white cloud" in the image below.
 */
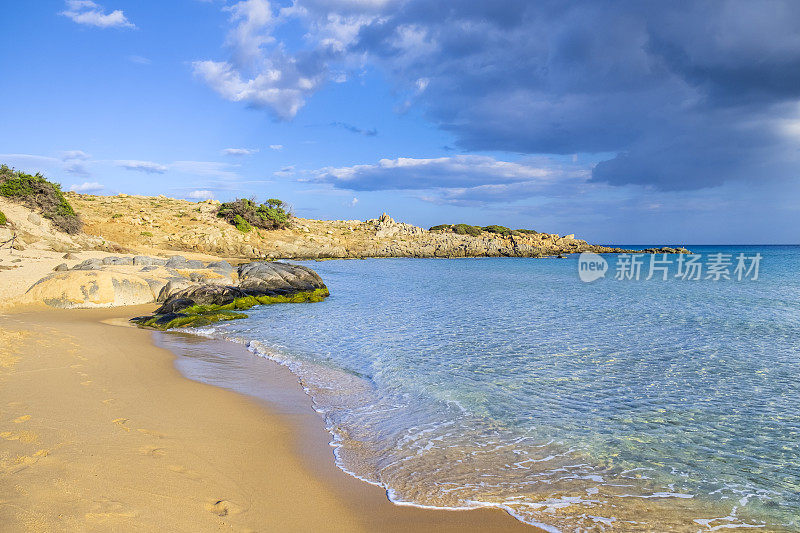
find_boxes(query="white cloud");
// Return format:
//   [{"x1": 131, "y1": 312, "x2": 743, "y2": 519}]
[
  {"x1": 128, "y1": 55, "x2": 151, "y2": 65},
  {"x1": 348, "y1": 196, "x2": 358, "y2": 207},
  {"x1": 61, "y1": 0, "x2": 135, "y2": 29},
  {"x1": 69, "y1": 181, "x2": 105, "y2": 193},
  {"x1": 116, "y1": 160, "x2": 168, "y2": 173},
  {"x1": 63, "y1": 161, "x2": 90, "y2": 176},
  {"x1": 269, "y1": 144, "x2": 283, "y2": 150},
  {"x1": 222, "y1": 147, "x2": 259, "y2": 156},
  {"x1": 0, "y1": 153, "x2": 59, "y2": 166},
  {"x1": 59, "y1": 150, "x2": 92, "y2": 176},
  {"x1": 315, "y1": 155, "x2": 556, "y2": 190},
  {"x1": 274, "y1": 165, "x2": 295, "y2": 177},
  {"x1": 309, "y1": 154, "x2": 590, "y2": 206},
  {"x1": 188, "y1": 190, "x2": 215, "y2": 200},
  {"x1": 224, "y1": 0, "x2": 276, "y2": 65},
  {"x1": 193, "y1": 59, "x2": 316, "y2": 120},
  {"x1": 60, "y1": 150, "x2": 91, "y2": 160},
  {"x1": 192, "y1": 0, "x2": 331, "y2": 120}
]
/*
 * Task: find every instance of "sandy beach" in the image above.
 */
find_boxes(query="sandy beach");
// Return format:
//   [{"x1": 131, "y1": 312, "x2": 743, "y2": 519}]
[{"x1": 0, "y1": 304, "x2": 536, "y2": 532}]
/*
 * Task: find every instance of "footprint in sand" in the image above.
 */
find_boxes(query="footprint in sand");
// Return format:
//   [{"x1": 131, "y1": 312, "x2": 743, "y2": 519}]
[
  {"x1": 85, "y1": 499, "x2": 138, "y2": 523},
  {"x1": 0, "y1": 449, "x2": 48, "y2": 474},
  {"x1": 112, "y1": 418, "x2": 131, "y2": 432},
  {"x1": 138, "y1": 445, "x2": 166, "y2": 458},
  {"x1": 205, "y1": 499, "x2": 242, "y2": 517},
  {"x1": 13, "y1": 415, "x2": 31, "y2": 423},
  {"x1": 0, "y1": 430, "x2": 38, "y2": 443},
  {"x1": 167, "y1": 464, "x2": 202, "y2": 479},
  {"x1": 137, "y1": 428, "x2": 168, "y2": 439}
]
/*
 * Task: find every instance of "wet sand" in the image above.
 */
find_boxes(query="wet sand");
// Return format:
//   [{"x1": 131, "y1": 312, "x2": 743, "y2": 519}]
[{"x1": 0, "y1": 304, "x2": 538, "y2": 532}]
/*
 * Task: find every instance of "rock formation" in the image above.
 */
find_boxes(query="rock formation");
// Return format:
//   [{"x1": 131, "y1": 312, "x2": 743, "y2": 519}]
[
  {"x1": 22, "y1": 255, "x2": 329, "y2": 327},
  {"x1": 61, "y1": 194, "x2": 689, "y2": 260}
]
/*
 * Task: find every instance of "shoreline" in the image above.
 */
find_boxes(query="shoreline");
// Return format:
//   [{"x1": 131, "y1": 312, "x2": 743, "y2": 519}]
[
  {"x1": 0, "y1": 304, "x2": 538, "y2": 532},
  {"x1": 155, "y1": 329, "x2": 556, "y2": 532}
]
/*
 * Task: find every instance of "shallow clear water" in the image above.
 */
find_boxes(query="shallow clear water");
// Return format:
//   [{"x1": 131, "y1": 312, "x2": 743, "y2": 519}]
[{"x1": 192, "y1": 246, "x2": 800, "y2": 531}]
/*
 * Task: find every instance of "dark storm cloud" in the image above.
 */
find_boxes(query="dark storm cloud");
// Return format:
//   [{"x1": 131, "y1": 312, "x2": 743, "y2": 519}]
[
  {"x1": 201, "y1": 0, "x2": 800, "y2": 193},
  {"x1": 341, "y1": 0, "x2": 800, "y2": 190}
]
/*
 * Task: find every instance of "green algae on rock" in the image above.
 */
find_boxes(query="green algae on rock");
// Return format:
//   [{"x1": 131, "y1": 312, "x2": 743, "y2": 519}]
[
  {"x1": 131, "y1": 289, "x2": 330, "y2": 330},
  {"x1": 131, "y1": 261, "x2": 329, "y2": 330}
]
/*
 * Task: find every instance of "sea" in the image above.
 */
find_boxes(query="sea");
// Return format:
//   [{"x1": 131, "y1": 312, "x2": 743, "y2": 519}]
[{"x1": 163, "y1": 245, "x2": 800, "y2": 532}]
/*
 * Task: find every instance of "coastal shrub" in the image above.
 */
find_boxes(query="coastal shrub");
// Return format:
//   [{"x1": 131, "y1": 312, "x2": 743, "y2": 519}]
[
  {"x1": 111, "y1": 213, "x2": 122, "y2": 219},
  {"x1": 0, "y1": 164, "x2": 82, "y2": 234},
  {"x1": 452, "y1": 224, "x2": 482, "y2": 237},
  {"x1": 233, "y1": 214, "x2": 252, "y2": 233},
  {"x1": 429, "y1": 224, "x2": 451, "y2": 232},
  {"x1": 140, "y1": 231, "x2": 153, "y2": 237},
  {"x1": 217, "y1": 198, "x2": 290, "y2": 231},
  {"x1": 482, "y1": 225, "x2": 513, "y2": 236},
  {"x1": 516, "y1": 228, "x2": 539, "y2": 235},
  {"x1": 0, "y1": 209, "x2": 6, "y2": 225}
]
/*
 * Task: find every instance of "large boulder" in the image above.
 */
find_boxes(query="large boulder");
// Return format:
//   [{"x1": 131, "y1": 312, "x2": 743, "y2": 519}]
[
  {"x1": 206, "y1": 260, "x2": 234, "y2": 272},
  {"x1": 155, "y1": 285, "x2": 249, "y2": 314},
  {"x1": 24, "y1": 271, "x2": 156, "y2": 308},
  {"x1": 237, "y1": 261, "x2": 326, "y2": 295},
  {"x1": 133, "y1": 255, "x2": 167, "y2": 266},
  {"x1": 72, "y1": 258, "x2": 104, "y2": 271},
  {"x1": 102, "y1": 256, "x2": 134, "y2": 266},
  {"x1": 164, "y1": 255, "x2": 188, "y2": 268},
  {"x1": 156, "y1": 278, "x2": 195, "y2": 302},
  {"x1": 135, "y1": 262, "x2": 330, "y2": 328}
]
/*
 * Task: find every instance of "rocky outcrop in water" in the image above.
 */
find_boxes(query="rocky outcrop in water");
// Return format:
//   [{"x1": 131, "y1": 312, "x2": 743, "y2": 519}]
[{"x1": 131, "y1": 260, "x2": 329, "y2": 330}]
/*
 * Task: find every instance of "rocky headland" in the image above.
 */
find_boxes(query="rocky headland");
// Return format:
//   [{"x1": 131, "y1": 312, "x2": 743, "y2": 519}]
[
  {"x1": 1, "y1": 189, "x2": 689, "y2": 262},
  {"x1": 1, "y1": 187, "x2": 688, "y2": 317}
]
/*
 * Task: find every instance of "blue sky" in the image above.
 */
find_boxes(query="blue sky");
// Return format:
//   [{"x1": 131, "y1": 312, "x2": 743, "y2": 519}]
[{"x1": 1, "y1": 0, "x2": 799, "y2": 244}]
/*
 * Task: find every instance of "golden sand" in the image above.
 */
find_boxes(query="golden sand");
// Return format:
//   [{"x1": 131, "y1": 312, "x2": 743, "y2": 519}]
[{"x1": 0, "y1": 305, "x2": 536, "y2": 532}]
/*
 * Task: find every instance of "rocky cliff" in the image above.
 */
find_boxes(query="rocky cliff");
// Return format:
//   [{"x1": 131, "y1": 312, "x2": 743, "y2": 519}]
[{"x1": 56, "y1": 194, "x2": 682, "y2": 260}]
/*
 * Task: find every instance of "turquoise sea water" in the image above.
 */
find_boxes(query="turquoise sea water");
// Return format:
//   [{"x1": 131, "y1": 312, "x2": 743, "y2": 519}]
[{"x1": 192, "y1": 246, "x2": 799, "y2": 531}]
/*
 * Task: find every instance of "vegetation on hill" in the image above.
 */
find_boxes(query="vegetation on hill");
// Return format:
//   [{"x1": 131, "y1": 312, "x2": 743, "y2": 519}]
[
  {"x1": 217, "y1": 198, "x2": 290, "y2": 232},
  {"x1": 429, "y1": 223, "x2": 539, "y2": 238},
  {"x1": 0, "y1": 165, "x2": 82, "y2": 233},
  {"x1": 453, "y1": 223, "x2": 482, "y2": 236},
  {"x1": 0, "y1": 209, "x2": 6, "y2": 225},
  {"x1": 429, "y1": 223, "x2": 482, "y2": 236},
  {"x1": 482, "y1": 224, "x2": 513, "y2": 236}
]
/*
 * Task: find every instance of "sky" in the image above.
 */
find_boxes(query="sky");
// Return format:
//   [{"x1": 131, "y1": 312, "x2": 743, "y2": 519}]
[{"x1": 1, "y1": 0, "x2": 799, "y2": 244}]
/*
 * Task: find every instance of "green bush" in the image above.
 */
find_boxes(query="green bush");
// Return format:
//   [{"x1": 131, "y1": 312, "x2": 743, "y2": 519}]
[
  {"x1": 429, "y1": 224, "x2": 451, "y2": 232},
  {"x1": 482, "y1": 225, "x2": 512, "y2": 236},
  {"x1": 516, "y1": 228, "x2": 539, "y2": 235},
  {"x1": 233, "y1": 214, "x2": 252, "y2": 233},
  {"x1": 0, "y1": 164, "x2": 81, "y2": 234},
  {"x1": 0, "y1": 209, "x2": 6, "y2": 225},
  {"x1": 452, "y1": 223, "x2": 482, "y2": 237},
  {"x1": 217, "y1": 198, "x2": 290, "y2": 231}
]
